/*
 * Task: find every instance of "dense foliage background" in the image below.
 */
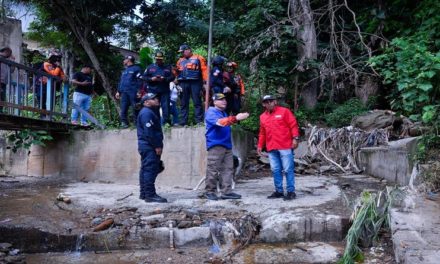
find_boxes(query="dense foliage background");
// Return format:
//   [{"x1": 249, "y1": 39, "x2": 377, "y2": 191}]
[{"x1": 4, "y1": 0, "x2": 439, "y2": 143}]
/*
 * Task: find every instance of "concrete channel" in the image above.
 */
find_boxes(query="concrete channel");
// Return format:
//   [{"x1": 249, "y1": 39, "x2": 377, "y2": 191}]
[
  {"x1": 0, "y1": 128, "x2": 417, "y2": 263},
  {"x1": 0, "y1": 173, "x2": 389, "y2": 263}
]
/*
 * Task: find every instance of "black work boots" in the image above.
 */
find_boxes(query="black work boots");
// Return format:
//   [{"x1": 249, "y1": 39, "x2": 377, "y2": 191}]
[
  {"x1": 143, "y1": 194, "x2": 167, "y2": 203},
  {"x1": 267, "y1": 191, "x2": 284, "y2": 199},
  {"x1": 283, "y1": 192, "x2": 296, "y2": 201},
  {"x1": 267, "y1": 191, "x2": 297, "y2": 200}
]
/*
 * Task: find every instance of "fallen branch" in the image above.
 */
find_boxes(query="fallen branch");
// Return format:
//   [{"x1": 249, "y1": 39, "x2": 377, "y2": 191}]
[
  {"x1": 116, "y1": 193, "x2": 133, "y2": 201},
  {"x1": 316, "y1": 144, "x2": 346, "y2": 173}
]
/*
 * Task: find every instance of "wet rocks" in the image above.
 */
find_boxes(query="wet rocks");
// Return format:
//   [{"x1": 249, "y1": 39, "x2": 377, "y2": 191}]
[
  {"x1": 0, "y1": 243, "x2": 25, "y2": 264},
  {"x1": 0, "y1": 243, "x2": 12, "y2": 252}
]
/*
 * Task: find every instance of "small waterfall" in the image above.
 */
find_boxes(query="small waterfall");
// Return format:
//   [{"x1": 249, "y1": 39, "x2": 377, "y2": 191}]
[{"x1": 74, "y1": 234, "x2": 84, "y2": 256}]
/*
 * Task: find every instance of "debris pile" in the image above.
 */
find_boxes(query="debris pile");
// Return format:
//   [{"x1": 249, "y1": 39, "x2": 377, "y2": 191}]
[
  {"x1": 208, "y1": 214, "x2": 261, "y2": 264},
  {"x1": 302, "y1": 125, "x2": 389, "y2": 173}
]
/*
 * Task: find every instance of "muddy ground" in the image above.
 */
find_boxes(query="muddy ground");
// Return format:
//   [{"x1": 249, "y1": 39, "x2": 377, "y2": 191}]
[{"x1": 0, "y1": 154, "x2": 397, "y2": 264}]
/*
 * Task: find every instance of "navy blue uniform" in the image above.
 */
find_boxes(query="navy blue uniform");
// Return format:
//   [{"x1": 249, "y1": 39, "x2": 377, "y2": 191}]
[
  {"x1": 118, "y1": 64, "x2": 143, "y2": 125},
  {"x1": 210, "y1": 66, "x2": 225, "y2": 94},
  {"x1": 223, "y1": 71, "x2": 241, "y2": 115},
  {"x1": 144, "y1": 63, "x2": 174, "y2": 124},
  {"x1": 137, "y1": 106, "x2": 163, "y2": 198}
]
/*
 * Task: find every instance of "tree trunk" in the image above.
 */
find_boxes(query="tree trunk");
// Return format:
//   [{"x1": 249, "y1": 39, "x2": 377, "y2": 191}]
[
  {"x1": 79, "y1": 38, "x2": 120, "y2": 114},
  {"x1": 52, "y1": 0, "x2": 120, "y2": 114},
  {"x1": 290, "y1": 0, "x2": 319, "y2": 109}
]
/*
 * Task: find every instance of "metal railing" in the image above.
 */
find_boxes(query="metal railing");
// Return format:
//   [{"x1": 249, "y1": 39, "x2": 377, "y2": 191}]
[{"x1": 0, "y1": 56, "x2": 69, "y2": 122}]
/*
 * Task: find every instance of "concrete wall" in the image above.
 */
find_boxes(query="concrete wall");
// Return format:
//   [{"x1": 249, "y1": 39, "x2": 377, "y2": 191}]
[
  {"x1": 0, "y1": 127, "x2": 254, "y2": 189},
  {"x1": 357, "y1": 137, "x2": 419, "y2": 186},
  {"x1": 0, "y1": 18, "x2": 23, "y2": 63}
]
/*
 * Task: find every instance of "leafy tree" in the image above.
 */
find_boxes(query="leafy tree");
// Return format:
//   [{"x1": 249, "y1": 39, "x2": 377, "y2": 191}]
[
  {"x1": 369, "y1": 0, "x2": 440, "y2": 127},
  {"x1": 138, "y1": 46, "x2": 153, "y2": 70},
  {"x1": 17, "y1": 0, "x2": 144, "y2": 114}
]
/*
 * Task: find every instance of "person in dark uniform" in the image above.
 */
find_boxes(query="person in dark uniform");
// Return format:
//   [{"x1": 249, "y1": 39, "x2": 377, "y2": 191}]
[
  {"x1": 223, "y1": 61, "x2": 244, "y2": 115},
  {"x1": 116, "y1": 55, "x2": 143, "y2": 129},
  {"x1": 137, "y1": 93, "x2": 167, "y2": 203},
  {"x1": 210, "y1": 56, "x2": 227, "y2": 94},
  {"x1": 143, "y1": 51, "x2": 174, "y2": 125}
]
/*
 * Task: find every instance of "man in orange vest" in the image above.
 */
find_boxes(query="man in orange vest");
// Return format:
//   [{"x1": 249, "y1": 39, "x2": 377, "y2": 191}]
[
  {"x1": 39, "y1": 50, "x2": 67, "y2": 112},
  {"x1": 175, "y1": 44, "x2": 208, "y2": 125}
]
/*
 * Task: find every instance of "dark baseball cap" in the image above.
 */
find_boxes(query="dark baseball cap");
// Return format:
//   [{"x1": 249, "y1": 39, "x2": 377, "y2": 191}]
[
  {"x1": 124, "y1": 55, "x2": 135, "y2": 62},
  {"x1": 154, "y1": 51, "x2": 164, "y2": 59},
  {"x1": 212, "y1": 93, "x2": 226, "y2": 101},
  {"x1": 141, "y1": 93, "x2": 158, "y2": 103},
  {"x1": 262, "y1": 95, "x2": 276, "y2": 102},
  {"x1": 178, "y1": 44, "x2": 191, "y2": 52}
]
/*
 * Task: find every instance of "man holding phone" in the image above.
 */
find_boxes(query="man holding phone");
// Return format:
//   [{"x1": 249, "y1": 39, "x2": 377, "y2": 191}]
[
  {"x1": 143, "y1": 51, "x2": 174, "y2": 125},
  {"x1": 71, "y1": 64, "x2": 94, "y2": 126}
]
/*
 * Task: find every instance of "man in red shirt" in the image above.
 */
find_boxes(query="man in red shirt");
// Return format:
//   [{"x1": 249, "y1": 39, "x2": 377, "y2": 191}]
[{"x1": 257, "y1": 95, "x2": 300, "y2": 200}]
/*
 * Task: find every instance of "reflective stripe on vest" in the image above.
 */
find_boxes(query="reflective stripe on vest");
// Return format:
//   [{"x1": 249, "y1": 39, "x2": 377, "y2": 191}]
[{"x1": 178, "y1": 58, "x2": 201, "y2": 80}]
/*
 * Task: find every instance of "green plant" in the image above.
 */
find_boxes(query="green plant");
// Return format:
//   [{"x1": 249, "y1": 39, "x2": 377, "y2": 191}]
[
  {"x1": 6, "y1": 129, "x2": 53, "y2": 153},
  {"x1": 89, "y1": 94, "x2": 120, "y2": 128},
  {"x1": 138, "y1": 47, "x2": 153, "y2": 70},
  {"x1": 295, "y1": 101, "x2": 337, "y2": 125},
  {"x1": 339, "y1": 188, "x2": 399, "y2": 264},
  {"x1": 324, "y1": 98, "x2": 367, "y2": 128},
  {"x1": 369, "y1": 38, "x2": 440, "y2": 121}
]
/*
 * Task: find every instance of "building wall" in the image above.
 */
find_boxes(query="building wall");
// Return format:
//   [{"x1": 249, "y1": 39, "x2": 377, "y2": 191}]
[
  {"x1": 0, "y1": 18, "x2": 23, "y2": 63},
  {"x1": 0, "y1": 127, "x2": 254, "y2": 189}
]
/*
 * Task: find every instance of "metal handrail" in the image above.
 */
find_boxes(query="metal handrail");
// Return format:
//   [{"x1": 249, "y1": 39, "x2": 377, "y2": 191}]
[{"x1": 0, "y1": 56, "x2": 69, "y2": 121}]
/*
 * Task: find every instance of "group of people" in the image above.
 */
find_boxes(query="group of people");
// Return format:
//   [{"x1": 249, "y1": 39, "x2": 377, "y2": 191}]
[
  {"x1": 2, "y1": 45, "x2": 301, "y2": 205},
  {"x1": 137, "y1": 89, "x2": 300, "y2": 203},
  {"x1": 116, "y1": 44, "x2": 246, "y2": 129},
  {"x1": 1, "y1": 47, "x2": 89, "y2": 123}
]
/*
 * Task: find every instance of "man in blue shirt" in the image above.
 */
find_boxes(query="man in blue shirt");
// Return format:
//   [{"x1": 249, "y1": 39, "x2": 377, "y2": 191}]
[
  {"x1": 137, "y1": 93, "x2": 167, "y2": 203},
  {"x1": 204, "y1": 93, "x2": 249, "y2": 200},
  {"x1": 144, "y1": 51, "x2": 174, "y2": 125},
  {"x1": 116, "y1": 55, "x2": 143, "y2": 129}
]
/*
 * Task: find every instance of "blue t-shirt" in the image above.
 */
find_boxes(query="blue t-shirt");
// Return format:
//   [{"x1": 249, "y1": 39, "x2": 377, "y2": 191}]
[{"x1": 205, "y1": 106, "x2": 232, "y2": 150}]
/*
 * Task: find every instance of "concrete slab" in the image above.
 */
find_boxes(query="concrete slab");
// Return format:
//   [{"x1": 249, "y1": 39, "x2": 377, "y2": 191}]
[
  {"x1": 0, "y1": 173, "x2": 388, "y2": 254},
  {"x1": 390, "y1": 193, "x2": 440, "y2": 264},
  {"x1": 357, "y1": 137, "x2": 419, "y2": 185}
]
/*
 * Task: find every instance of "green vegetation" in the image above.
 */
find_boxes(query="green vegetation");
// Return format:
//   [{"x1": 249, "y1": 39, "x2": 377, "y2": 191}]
[
  {"x1": 12, "y1": 0, "x2": 439, "y2": 165},
  {"x1": 89, "y1": 95, "x2": 120, "y2": 128},
  {"x1": 6, "y1": 130, "x2": 53, "y2": 153},
  {"x1": 325, "y1": 99, "x2": 368, "y2": 128},
  {"x1": 339, "y1": 188, "x2": 401, "y2": 264}
]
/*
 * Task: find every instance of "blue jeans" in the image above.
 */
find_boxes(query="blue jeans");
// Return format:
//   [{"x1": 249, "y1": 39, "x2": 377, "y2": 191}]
[
  {"x1": 268, "y1": 149, "x2": 295, "y2": 193},
  {"x1": 139, "y1": 149, "x2": 160, "y2": 198},
  {"x1": 170, "y1": 100, "x2": 179, "y2": 125},
  {"x1": 71, "y1": 92, "x2": 92, "y2": 124}
]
